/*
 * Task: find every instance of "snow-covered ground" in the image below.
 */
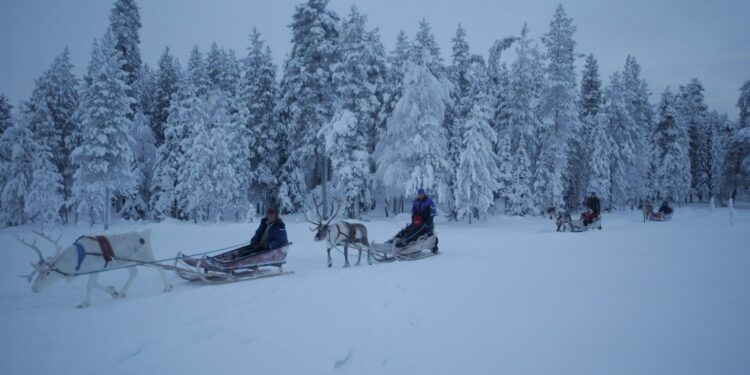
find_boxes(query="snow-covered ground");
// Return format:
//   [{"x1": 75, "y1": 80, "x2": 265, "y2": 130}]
[{"x1": 1, "y1": 206, "x2": 748, "y2": 375}]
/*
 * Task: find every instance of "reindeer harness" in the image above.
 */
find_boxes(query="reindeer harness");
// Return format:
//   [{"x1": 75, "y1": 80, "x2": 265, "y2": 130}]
[{"x1": 73, "y1": 236, "x2": 118, "y2": 271}]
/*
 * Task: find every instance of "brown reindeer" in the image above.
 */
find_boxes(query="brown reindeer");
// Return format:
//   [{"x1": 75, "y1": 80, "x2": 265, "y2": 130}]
[{"x1": 306, "y1": 197, "x2": 371, "y2": 267}]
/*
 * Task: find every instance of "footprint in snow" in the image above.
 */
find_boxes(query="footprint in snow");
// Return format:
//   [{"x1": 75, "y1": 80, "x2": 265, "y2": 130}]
[{"x1": 334, "y1": 350, "x2": 353, "y2": 369}]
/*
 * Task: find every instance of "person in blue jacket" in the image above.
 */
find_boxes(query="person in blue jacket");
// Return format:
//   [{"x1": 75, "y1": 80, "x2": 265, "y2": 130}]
[
  {"x1": 412, "y1": 188, "x2": 436, "y2": 226},
  {"x1": 250, "y1": 207, "x2": 288, "y2": 251}
]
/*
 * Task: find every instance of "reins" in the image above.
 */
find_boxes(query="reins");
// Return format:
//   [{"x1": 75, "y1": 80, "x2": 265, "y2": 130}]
[{"x1": 50, "y1": 241, "x2": 251, "y2": 277}]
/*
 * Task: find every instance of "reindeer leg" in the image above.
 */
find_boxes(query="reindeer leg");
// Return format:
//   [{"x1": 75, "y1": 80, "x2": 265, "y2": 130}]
[
  {"x1": 78, "y1": 275, "x2": 96, "y2": 308},
  {"x1": 343, "y1": 242, "x2": 350, "y2": 268},
  {"x1": 156, "y1": 266, "x2": 173, "y2": 292},
  {"x1": 79, "y1": 273, "x2": 118, "y2": 307},
  {"x1": 327, "y1": 248, "x2": 332, "y2": 268},
  {"x1": 117, "y1": 268, "x2": 138, "y2": 298},
  {"x1": 356, "y1": 245, "x2": 362, "y2": 266}
]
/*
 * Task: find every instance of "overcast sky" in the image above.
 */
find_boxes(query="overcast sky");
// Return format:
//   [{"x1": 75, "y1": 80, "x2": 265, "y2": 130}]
[{"x1": 1, "y1": 0, "x2": 748, "y2": 116}]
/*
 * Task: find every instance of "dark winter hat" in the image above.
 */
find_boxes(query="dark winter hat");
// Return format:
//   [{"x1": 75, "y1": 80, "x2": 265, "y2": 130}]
[{"x1": 417, "y1": 188, "x2": 426, "y2": 195}]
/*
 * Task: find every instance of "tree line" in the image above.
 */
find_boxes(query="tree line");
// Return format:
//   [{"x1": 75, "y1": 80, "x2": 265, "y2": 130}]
[{"x1": 1, "y1": 0, "x2": 749, "y2": 227}]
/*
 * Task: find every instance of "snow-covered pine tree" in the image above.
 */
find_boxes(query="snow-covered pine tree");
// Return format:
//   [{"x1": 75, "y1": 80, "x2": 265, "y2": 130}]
[
  {"x1": 240, "y1": 28, "x2": 280, "y2": 211},
  {"x1": 109, "y1": 0, "x2": 141, "y2": 93},
  {"x1": 321, "y1": 110, "x2": 369, "y2": 218},
  {"x1": 178, "y1": 91, "x2": 240, "y2": 222},
  {"x1": 740, "y1": 80, "x2": 750, "y2": 129},
  {"x1": 622, "y1": 55, "x2": 653, "y2": 199},
  {"x1": 536, "y1": 4, "x2": 579, "y2": 211},
  {"x1": 122, "y1": 110, "x2": 157, "y2": 219},
  {"x1": 444, "y1": 24, "x2": 472, "y2": 221},
  {"x1": 653, "y1": 88, "x2": 690, "y2": 203},
  {"x1": 723, "y1": 81, "x2": 750, "y2": 191},
  {"x1": 206, "y1": 43, "x2": 225, "y2": 90},
  {"x1": 506, "y1": 24, "x2": 542, "y2": 215},
  {"x1": 326, "y1": 6, "x2": 386, "y2": 218},
  {"x1": 382, "y1": 30, "x2": 411, "y2": 125},
  {"x1": 0, "y1": 119, "x2": 36, "y2": 225},
  {"x1": 604, "y1": 72, "x2": 638, "y2": 208},
  {"x1": 0, "y1": 95, "x2": 11, "y2": 136},
  {"x1": 71, "y1": 33, "x2": 135, "y2": 229},
  {"x1": 375, "y1": 51, "x2": 452, "y2": 204},
  {"x1": 412, "y1": 19, "x2": 443, "y2": 77},
  {"x1": 152, "y1": 47, "x2": 181, "y2": 146},
  {"x1": 572, "y1": 53, "x2": 603, "y2": 207},
  {"x1": 487, "y1": 37, "x2": 516, "y2": 203},
  {"x1": 586, "y1": 113, "x2": 613, "y2": 209},
  {"x1": 31, "y1": 50, "x2": 79, "y2": 209},
  {"x1": 455, "y1": 56, "x2": 500, "y2": 222},
  {"x1": 705, "y1": 110, "x2": 733, "y2": 201},
  {"x1": 152, "y1": 46, "x2": 207, "y2": 219},
  {"x1": 24, "y1": 141, "x2": 65, "y2": 226},
  {"x1": 507, "y1": 136, "x2": 534, "y2": 215},
  {"x1": 677, "y1": 78, "x2": 710, "y2": 201},
  {"x1": 277, "y1": 0, "x2": 340, "y2": 211},
  {"x1": 580, "y1": 54, "x2": 603, "y2": 120}
]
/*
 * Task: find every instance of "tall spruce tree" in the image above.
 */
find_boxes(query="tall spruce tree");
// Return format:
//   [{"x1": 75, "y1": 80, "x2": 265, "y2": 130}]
[
  {"x1": 573, "y1": 53, "x2": 603, "y2": 206},
  {"x1": 277, "y1": 0, "x2": 340, "y2": 212},
  {"x1": 445, "y1": 24, "x2": 472, "y2": 220},
  {"x1": 71, "y1": 33, "x2": 135, "y2": 229},
  {"x1": 240, "y1": 28, "x2": 280, "y2": 210},
  {"x1": 536, "y1": 4, "x2": 579, "y2": 211},
  {"x1": 152, "y1": 47, "x2": 181, "y2": 146},
  {"x1": 506, "y1": 24, "x2": 542, "y2": 215},
  {"x1": 586, "y1": 113, "x2": 613, "y2": 208},
  {"x1": 375, "y1": 55, "x2": 452, "y2": 202},
  {"x1": 0, "y1": 118, "x2": 36, "y2": 225},
  {"x1": 622, "y1": 55, "x2": 652, "y2": 199},
  {"x1": 109, "y1": 0, "x2": 142, "y2": 91},
  {"x1": 678, "y1": 78, "x2": 710, "y2": 201},
  {"x1": 326, "y1": 6, "x2": 386, "y2": 217},
  {"x1": 455, "y1": 56, "x2": 500, "y2": 222},
  {"x1": 152, "y1": 46, "x2": 207, "y2": 219},
  {"x1": 0, "y1": 95, "x2": 11, "y2": 135},
  {"x1": 604, "y1": 72, "x2": 638, "y2": 208},
  {"x1": 654, "y1": 88, "x2": 691, "y2": 202}
]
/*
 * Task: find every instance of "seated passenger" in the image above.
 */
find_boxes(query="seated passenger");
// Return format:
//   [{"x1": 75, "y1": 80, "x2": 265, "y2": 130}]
[
  {"x1": 241, "y1": 208, "x2": 288, "y2": 258},
  {"x1": 392, "y1": 215, "x2": 431, "y2": 248},
  {"x1": 658, "y1": 201, "x2": 673, "y2": 215}
]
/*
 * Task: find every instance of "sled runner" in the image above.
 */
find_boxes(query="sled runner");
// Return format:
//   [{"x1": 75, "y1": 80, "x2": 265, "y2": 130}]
[
  {"x1": 174, "y1": 243, "x2": 293, "y2": 284},
  {"x1": 564, "y1": 216, "x2": 602, "y2": 232}
]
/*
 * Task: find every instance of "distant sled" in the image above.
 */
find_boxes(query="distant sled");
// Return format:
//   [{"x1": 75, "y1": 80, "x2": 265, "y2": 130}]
[
  {"x1": 547, "y1": 208, "x2": 602, "y2": 232},
  {"x1": 639, "y1": 202, "x2": 673, "y2": 222},
  {"x1": 174, "y1": 243, "x2": 293, "y2": 284}
]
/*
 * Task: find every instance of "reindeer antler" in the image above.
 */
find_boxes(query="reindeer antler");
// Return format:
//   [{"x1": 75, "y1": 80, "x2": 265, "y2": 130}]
[
  {"x1": 31, "y1": 230, "x2": 63, "y2": 256},
  {"x1": 325, "y1": 198, "x2": 341, "y2": 225},
  {"x1": 14, "y1": 235, "x2": 45, "y2": 264},
  {"x1": 305, "y1": 195, "x2": 325, "y2": 228},
  {"x1": 15, "y1": 235, "x2": 46, "y2": 283}
]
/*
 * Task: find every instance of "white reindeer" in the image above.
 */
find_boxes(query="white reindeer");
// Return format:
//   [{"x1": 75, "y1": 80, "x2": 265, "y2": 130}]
[
  {"x1": 17, "y1": 229, "x2": 172, "y2": 308},
  {"x1": 305, "y1": 197, "x2": 371, "y2": 268}
]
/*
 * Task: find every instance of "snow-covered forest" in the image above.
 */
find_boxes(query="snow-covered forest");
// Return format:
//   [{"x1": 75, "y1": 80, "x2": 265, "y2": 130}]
[{"x1": 2, "y1": 0, "x2": 749, "y2": 227}]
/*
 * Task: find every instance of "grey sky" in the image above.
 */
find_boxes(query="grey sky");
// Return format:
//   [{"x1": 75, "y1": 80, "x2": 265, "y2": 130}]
[{"x1": 1, "y1": 0, "x2": 748, "y2": 116}]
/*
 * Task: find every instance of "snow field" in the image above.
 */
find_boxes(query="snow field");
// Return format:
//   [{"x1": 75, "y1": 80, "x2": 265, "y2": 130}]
[{"x1": 0, "y1": 206, "x2": 748, "y2": 375}]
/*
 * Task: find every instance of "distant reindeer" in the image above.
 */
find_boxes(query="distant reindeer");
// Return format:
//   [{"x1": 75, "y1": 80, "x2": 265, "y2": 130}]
[
  {"x1": 306, "y1": 197, "x2": 371, "y2": 267},
  {"x1": 16, "y1": 229, "x2": 172, "y2": 308},
  {"x1": 546, "y1": 207, "x2": 572, "y2": 232},
  {"x1": 639, "y1": 200, "x2": 670, "y2": 221}
]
